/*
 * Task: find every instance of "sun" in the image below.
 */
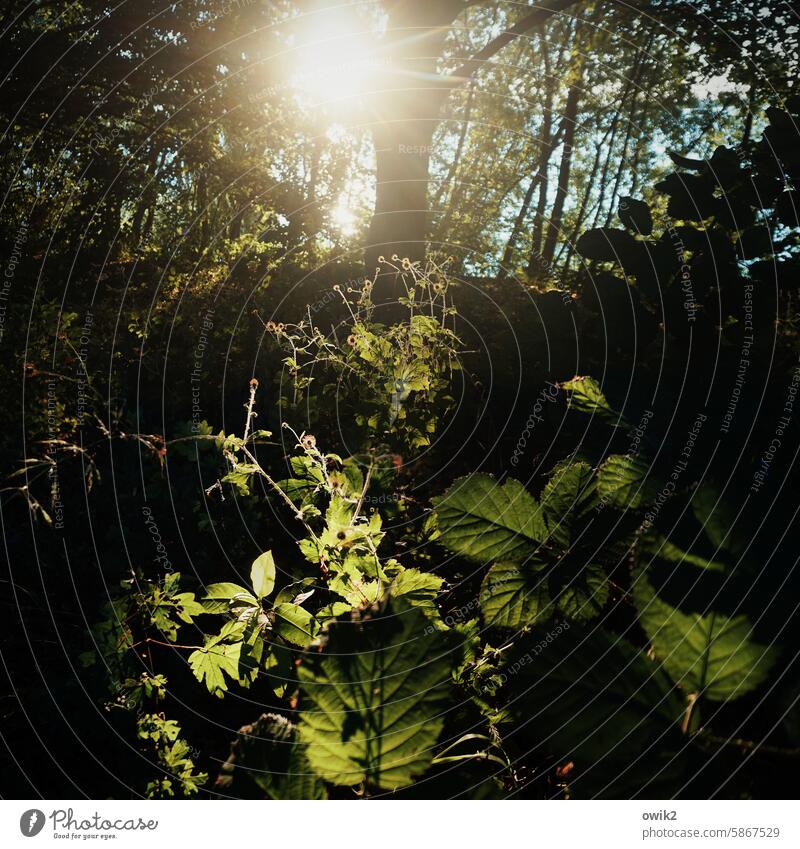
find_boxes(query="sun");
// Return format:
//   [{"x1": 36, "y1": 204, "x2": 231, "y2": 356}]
[
  {"x1": 331, "y1": 200, "x2": 357, "y2": 236},
  {"x1": 290, "y1": 21, "x2": 380, "y2": 109}
]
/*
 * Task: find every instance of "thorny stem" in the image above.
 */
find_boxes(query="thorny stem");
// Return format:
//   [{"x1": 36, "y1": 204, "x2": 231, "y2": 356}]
[
  {"x1": 243, "y1": 379, "x2": 258, "y2": 444},
  {"x1": 237, "y1": 440, "x2": 320, "y2": 543},
  {"x1": 696, "y1": 732, "x2": 800, "y2": 760},
  {"x1": 353, "y1": 455, "x2": 375, "y2": 520},
  {"x1": 213, "y1": 382, "x2": 322, "y2": 545}
]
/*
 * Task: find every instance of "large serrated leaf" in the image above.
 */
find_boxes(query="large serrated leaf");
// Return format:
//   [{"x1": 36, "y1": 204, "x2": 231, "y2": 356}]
[
  {"x1": 597, "y1": 454, "x2": 660, "y2": 510},
  {"x1": 391, "y1": 568, "x2": 444, "y2": 620},
  {"x1": 297, "y1": 597, "x2": 460, "y2": 789},
  {"x1": 633, "y1": 563, "x2": 777, "y2": 701},
  {"x1": 553, "y1": 559, "x2": 608, "y2": 620},
  {"x1": 217, "y1": 713, "x2": 326, "y2": 800},
  {"x1": 479, "y1": 560, "x2": 553, "y2": 629},
  {"x1": 497, "y1": 624, "x2": 685, "y2": 797},
  {"x1": 541, "y1": 460, "x2": 598, "y2": 547},
  {"x1": 432, "y1": 474, "x2": 546, "y2": 563}
]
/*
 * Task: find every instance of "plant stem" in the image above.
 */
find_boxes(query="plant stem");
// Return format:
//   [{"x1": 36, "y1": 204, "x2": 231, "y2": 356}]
[{"x1": 682, "y1": 691, "x2": 700, "y2": 734}]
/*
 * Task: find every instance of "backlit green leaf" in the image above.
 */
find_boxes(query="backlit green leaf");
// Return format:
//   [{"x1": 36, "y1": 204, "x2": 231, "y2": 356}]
[
  {"x1": 479, "y1": 560, "x2": 552, "y2": 629},
  {"x1": 250, "y1": 551, "x2": 276, "y2": 599},
  {"x1": 188, "y1": 643, "x2": 242, "y2": 698},
  {"x1": 561, "y1": 376, "x2": 621, "y2": 423},
  {"x1": 201, "y1": 582, "x2": 257, "y2": 614},
  {"x1": 432, "y1": 474, "x2": 546, "y2": 563},
  {"x1": 272, "y1": 603, "x2": 320, "y2": 647},
  {"x1": 597, "y1": 454, "x2": 659, "y2": 510},
  {"x1": 297, "y1": 597, "x2": 460, "y2": 789},
  {"x1": 541, "y1": 460, "x2": 598, "y2": 546},
  {"x1": 633, "y1": 563, "x2": 777, "y2": 701}
]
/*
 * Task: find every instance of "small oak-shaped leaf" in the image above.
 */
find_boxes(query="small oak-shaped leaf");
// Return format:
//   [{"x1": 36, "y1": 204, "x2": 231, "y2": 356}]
[{"x1": 188, "y1": 643, "x2": 242, "y2": 698}]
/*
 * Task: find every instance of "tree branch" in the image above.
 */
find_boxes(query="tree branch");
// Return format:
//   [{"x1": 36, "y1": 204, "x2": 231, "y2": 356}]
[{"x1": 445, "y1": 0, "x2": 582, "y2": 87}]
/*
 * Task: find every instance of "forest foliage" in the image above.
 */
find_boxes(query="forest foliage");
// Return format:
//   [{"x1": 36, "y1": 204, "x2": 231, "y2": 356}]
[{"x1": 1, "y1": 0, "x2": 799, "y2": 799}]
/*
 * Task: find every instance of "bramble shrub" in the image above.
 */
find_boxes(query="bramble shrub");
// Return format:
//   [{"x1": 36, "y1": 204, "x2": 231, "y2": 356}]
[{"x1": 12, "y1": 106, "x2": 800, "y2": 799}]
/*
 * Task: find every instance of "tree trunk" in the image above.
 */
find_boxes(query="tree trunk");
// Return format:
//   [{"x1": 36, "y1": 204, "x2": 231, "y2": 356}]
[
  {"x1": 364, "y1": 2, "x2": 462, "y2": 280},
  {"x1": 559, "y1": 138, "x2": 603, "y2": 271},
  {"x1": 527, "y1": 42, "x2": 557, "y2": 267},
  {"x1": 742, "y1": 82, "x2": 756, "y2": 146},
  {"x1": 431, "y1": 79, "x2": 476, "y2": 219},
  {"x1": 229, "y1": 204, "x2": 244, "y2": 240},
  {"x1": 131, "y1": 143, "x2": 159, "y2": 245},
  {"x1": 603, "y1": 32, "x2": 653, "y2": 226},
  {"x1": 499, "y1": 173, "x2": 540, "y2": 280},
  {"x1": 364, "y1": 0, "x2": 580, "y2": 289},
  {"x1": 541, "y1": 78, "x2": 581, "y2": 264}
]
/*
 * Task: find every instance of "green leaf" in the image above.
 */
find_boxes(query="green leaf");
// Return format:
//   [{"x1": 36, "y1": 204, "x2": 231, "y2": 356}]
[
  {"x1": 297, "y1": 597, "x2": 460, "y2": 789},
  {"x1": 250, "y1": 551, "x2": 276, "y2": 599},
  {"x1": 391, "y1": 568, "x2": 444, "y2": 619},
  {"x1": 561, "y1": 376, "x2": 621, "y2": 424},
  {"x1": 174, "y1": 592, "x2": 204, "y2": 624},
  {"x1": 597, "y1": 454, "x2": 659, "y2": 510},
  {"x1": 188, "y1": 643, "x2": 242, "y2": 698},
  {"x1": 691, "y1": 485, "x2": 749, "y2": 557},
  {"x1": 633, "y1": 563, "x2": 778, "y2": 701},
  {"x1": 495, "y1": 624, "x2": 686, "y2": 797},
  {"x1": 327, "y1": 574, "x2": 382, "y2": 607},
  {"x1": 222, "y1": 467, "x2": 254, "y2": 496},
  {"x1": 274, "y1": 578, "x2": 317, "y2": 606},
  {"x1": 264, "y1": 641, "x2": 294, "y2": 697},
  {"x1": 479, "y1": 560, "x2": 552, "y2": 629},
  {"x1": 316, "y1": 601, "x2": 352, "y2": 623},
  {"x1": 276, "y1": 478, "x2": 318, "y2": 504},
  {"x1": 552, "y1": 559, "x2": 608, "y2": 620},
  {"x1": 541, "y1": 460, "x2": 598, "y2": 547},
  {"x1": 272, "y1": 603, "x2": 320, "y2": 647},
  {"x1": 201, "y1": 582, "x2": 257, "y2": 614},
  {"x1": 217, "y1": 712, "x2": 326, "y2": 800},
  {"x1": 638, "y1": 532, "x2": 726, "y2": 572},
  {"x1": 432, "y1": 474, "x2": 546, "y2": 563}
]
